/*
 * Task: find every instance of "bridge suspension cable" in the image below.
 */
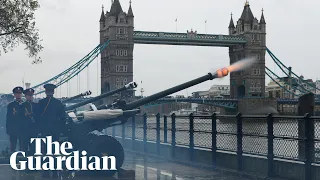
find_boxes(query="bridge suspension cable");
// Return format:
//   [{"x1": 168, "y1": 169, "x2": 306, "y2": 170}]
[
  {"x1": 8, "y1": 41, "x2": 110, "y2": 96},
  {"x1": 265, "y1": 66, "x2": 298, "y2": 97},
  {"x1": 97, "y1": 54, "x2": 99, "y2": 96},
  {"x1": 87, "y1": 64, "x2": 89, "y2": 92},
  {"x1": 265, "y1": 64, "x2": 309, "y2": 96},
  {"x1": 267, "y1": 48, "x2": 319, "y2": 93}
]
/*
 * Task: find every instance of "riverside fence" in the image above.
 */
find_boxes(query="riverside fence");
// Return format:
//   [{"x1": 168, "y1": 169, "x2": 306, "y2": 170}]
[{"x1": 106, "y1": 113, "x2": 320, "y2": 180}]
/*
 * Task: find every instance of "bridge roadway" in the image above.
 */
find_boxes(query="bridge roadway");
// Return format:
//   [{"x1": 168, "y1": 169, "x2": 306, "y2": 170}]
[
  {"x1": 59, "y1": 97, "x2": 320, "y2": 109},
  {"x1": 0, "y1": 151, "x2": 249, "y2": 180},
  {"x1": 133, "y1": 31, "x2": 247, "y2": 47}
]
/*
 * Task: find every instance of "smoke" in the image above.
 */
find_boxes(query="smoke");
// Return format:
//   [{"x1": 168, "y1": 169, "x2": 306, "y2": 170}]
[{"x1": 227, "y1": 57, "x2": 255, "y2": 73}]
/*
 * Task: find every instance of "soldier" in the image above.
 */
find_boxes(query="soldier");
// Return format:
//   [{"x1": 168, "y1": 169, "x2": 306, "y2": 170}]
[
  {"x1": 6, "y1": 87, "x2": 24, "y2": 153},
  {"x1": 21, "y1": 88, "x2": 37, "y2": 154},
  {"x1": 36, "y1": 84, "x2": 66, "y2": 178},
  {"x1": 36, "y1": 84, "x2": 66, "y2": 142}
]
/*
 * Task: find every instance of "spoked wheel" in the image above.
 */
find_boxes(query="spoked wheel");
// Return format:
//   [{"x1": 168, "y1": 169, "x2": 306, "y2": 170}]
[{"x1": 81, "y1": 134, "x2": 125, "y2": 177}]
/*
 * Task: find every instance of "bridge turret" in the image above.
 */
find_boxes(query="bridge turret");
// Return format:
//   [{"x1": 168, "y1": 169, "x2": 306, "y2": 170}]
[
  {"x1": 239, "y1": 2, "x2": 254, "y2": 32},
  {"x1": 127, "y1": 0, "x2": 134, "y2": 26},
  {"x1": 259, "y1": 9, "x2": 266, "y2": 33},
  {"x1": 99, "y1": 6, "x2": 106, "y2": 43},
  {"x1": 228, "y1": 13, "x2": 235, "y2": 35},
  {"x1": 99, "y1": 0, "x2": 135, "y2": 105},
  {"x1": 109, "y1": 0, "x2": 123, "y2": 16},
  {"x1": 229, "y1": 1, "x2": 266, "y2": 98},
  {"x1": 99, "y1": 5, "x2": 105, "y2": 27}
]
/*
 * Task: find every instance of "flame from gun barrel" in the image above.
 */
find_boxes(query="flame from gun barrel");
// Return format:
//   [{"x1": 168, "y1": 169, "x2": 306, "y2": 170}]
[
  {"x1": 214, "y1": 57, "x2": 255, "y2": 78},
  {"x1": 228, "y1": 57, "x2": 255, "y2": 73}
]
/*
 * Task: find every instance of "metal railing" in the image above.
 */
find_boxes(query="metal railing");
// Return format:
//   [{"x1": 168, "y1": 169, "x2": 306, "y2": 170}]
[{"x1": 106, "y1": 113, "x2": 320, "y2": 180}]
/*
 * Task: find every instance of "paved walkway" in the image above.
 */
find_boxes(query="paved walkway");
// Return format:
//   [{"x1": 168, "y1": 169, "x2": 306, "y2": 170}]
[{"x1": 0, "y1": 151, "x2": 251, "y2": 180}]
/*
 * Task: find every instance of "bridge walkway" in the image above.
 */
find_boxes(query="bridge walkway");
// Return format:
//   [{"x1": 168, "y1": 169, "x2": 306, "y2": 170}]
[{"x1": 0, "y1": 151, "x2": 251, "y2": 180}]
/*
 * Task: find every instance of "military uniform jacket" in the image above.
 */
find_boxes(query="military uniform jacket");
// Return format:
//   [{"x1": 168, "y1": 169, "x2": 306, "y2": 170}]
[
  {"x1": 21, "y1": 101, "x2": 38, "y2": 134},
  {"x1": 6, "y1": 100, "x2": 24, "y2": 135},
  {"x1": 35, "y1": 96, "x2": 66, "y2": 134}
]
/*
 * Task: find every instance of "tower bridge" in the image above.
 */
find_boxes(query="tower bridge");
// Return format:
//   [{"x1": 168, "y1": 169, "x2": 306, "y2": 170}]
[
  {"x1": 99, "y1": 0, "x2": 266, "y2": 101},
  {"x1": 5, "y1": 0, "x2": 318, "y2": 114}
]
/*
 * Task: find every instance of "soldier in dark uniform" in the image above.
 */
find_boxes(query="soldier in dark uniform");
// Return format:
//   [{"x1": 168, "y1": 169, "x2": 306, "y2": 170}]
[
  {"x1": 36, "y1": 84, "x2": 66, "y2": 178},
  {"x1": 6, "y1": 87, "x2": 24, "y2": 153},
  {"x1": 36, "y1": 84, "x2": 66, "y2": 142},
  {"x1": 21, "y1": 88, "x2": 37, "y2": 154}
]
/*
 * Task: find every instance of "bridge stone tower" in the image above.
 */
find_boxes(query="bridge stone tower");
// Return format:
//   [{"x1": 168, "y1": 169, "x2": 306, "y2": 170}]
[
  {"x1": 228, "y1": 2, "x2": 266, "y2": 99},
  {"x1": 99, "y1": 0, "x2": 134, "y2": 102}
]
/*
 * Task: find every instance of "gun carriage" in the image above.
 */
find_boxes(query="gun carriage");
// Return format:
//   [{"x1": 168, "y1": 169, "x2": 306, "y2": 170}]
[{"x1": 60, "y1": 68, "x2": 229, "y2": 177}]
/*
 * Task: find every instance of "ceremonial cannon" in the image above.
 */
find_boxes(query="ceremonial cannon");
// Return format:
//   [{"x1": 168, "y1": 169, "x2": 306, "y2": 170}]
[
  {"x1": 65, "y1": 82, "x2": 137, "y2": 112},
  {"x1": 59, "y1": 67, "x2": 231, "y2": 178},
  {"x1": 61, "y1": 91, "x2": 92, "y2": 104},
  {"x1": 59, "y1": 58, "x2": 254, "y2": 178}
]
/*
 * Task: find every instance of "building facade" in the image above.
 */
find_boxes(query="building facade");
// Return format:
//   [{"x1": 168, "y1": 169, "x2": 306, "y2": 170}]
[
  {"x1": 266, "y1": 77, "x2": 317, "y2": 99},
  {"x1": 99, "y1": 0, "x2": 134, "y2": 101},
  {"x1": 228, "y1": 2, "x2": 266, "y2": 98},
  {"x1": 266, "y1": 78, "x2": 288, "y2": 98},
  {"x1": 208, "y1": 85, "x2": 230, "y2": 98}
]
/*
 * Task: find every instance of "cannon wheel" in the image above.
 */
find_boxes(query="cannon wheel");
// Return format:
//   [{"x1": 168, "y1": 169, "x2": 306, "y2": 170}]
[{"x1": 85, "y1": 134, "x2": 125, "y2": 177}]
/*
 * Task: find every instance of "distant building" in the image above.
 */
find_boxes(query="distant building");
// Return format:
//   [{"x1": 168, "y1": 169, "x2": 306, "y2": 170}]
[
  {"x1": 192, "y1": 91, "x2": 209, "y2": 98},
  {"x1": 266, "y1": 78, "x2": 288, "y2": 98},
  {"x1": 208, "y1": 85, "x2": 230, "y2": 98},
  {"x1": 266, "y1": 77, "x2": 316, "y2": 99},
  {"x1": 192, "y1": 85, "x2": 230, "y2": 99}
]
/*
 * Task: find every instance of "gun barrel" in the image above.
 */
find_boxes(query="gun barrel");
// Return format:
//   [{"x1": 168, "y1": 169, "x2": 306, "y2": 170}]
[
  {"x1": 97, "y1": 103, "x2": 112, "y2": 110},
  {"x1": 124, "y1": 69, "x2": 228, "y2": 110},
  {"x1": 61, "y1": 91, "x2": 92, "y2": 103},
  {"x1": 65, "y1": 82, "x2": 137, "y2": 111}
]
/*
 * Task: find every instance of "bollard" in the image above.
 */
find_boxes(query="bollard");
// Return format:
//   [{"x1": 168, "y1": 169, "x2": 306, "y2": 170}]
[
  {"x1": 304, "y1": 113, "x2": 313, "y2": 180},
  {"x1": 298, "y1": 93, "x2": 314, "y2": 161},
  {"x1": 236, "y1": 112, "x2": 243, "y2": 171}
]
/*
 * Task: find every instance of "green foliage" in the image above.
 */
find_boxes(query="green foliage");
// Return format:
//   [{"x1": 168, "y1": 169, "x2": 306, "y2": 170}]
[{"x1": 0, "y1": 0, "x2": 43, "y2": 64}]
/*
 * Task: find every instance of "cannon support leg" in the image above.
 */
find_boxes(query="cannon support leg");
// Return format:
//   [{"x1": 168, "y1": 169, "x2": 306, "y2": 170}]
[{"x1": 83, "y1": 134, "x2": 125, "y2": 177}]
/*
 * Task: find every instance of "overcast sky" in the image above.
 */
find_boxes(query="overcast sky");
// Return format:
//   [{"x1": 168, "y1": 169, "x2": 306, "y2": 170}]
[{"x1": 0, "y1": 0, "x2": 319, "y2": 97}]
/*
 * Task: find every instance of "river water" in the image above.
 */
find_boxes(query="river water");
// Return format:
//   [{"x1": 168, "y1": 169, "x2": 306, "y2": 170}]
[{"x1": 108, "y1": 116, "x2": 320, "y2": 162}]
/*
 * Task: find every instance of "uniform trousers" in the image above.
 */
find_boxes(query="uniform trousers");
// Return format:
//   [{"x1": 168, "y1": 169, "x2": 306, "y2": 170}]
[{"x1": 9, "y1": 134, "x2": 20, "y2": 153}]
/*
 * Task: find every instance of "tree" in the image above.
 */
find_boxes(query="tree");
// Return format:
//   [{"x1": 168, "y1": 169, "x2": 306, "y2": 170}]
[{"x1": 0, "y1": 0, "x2": 43, "y2": 64}]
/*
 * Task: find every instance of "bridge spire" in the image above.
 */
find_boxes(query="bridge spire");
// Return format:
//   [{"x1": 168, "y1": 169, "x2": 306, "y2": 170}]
[
  {"x1": 99, "y1": 5, "x2": 105, "y2": 22},
  {"x1": 260, "y1": 8, "x2": 266, "y2": 24},
  {"x1": 229, "y1": 12, "x2": 235, "y2": 29},
  {"x1": 240, "y1": 0, "x2": 254, "y2": 23},
  {"x1": 245, "y1": 0, "x2": 249, "y2": 6},
  {"x1": 128, "y1": 0, "x2": 134, "y2": 17},
  {"x1": 109, "y1": 0, "x2": 123, "y2": 16}
]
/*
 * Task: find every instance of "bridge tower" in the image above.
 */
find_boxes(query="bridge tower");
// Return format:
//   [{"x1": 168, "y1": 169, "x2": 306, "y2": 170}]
[
  {"x1": 229, "y1": 1, "x2": 266, "y2": 98},
  {"x1": 99, "y1": 0, "x2": 134, "y2": 102}
]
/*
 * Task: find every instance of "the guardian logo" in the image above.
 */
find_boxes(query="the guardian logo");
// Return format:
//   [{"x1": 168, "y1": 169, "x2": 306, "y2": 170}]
[{"x1": 10, "y1": 136, "x2": 116, "y2": 171}]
